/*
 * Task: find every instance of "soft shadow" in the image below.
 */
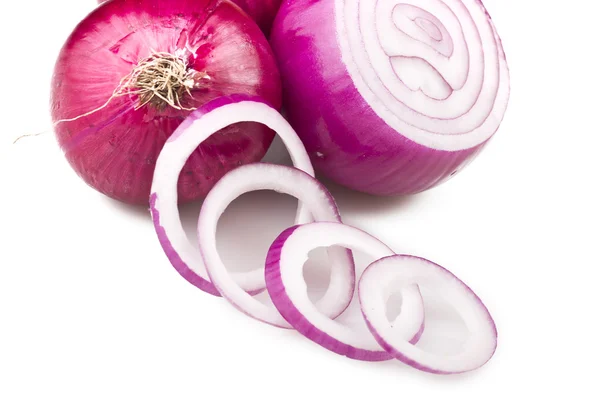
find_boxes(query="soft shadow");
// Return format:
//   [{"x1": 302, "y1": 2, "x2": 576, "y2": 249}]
[
  {"x1": 158, "y1": 188, "x2": 298, "y2": 274},
  {"x1": 178, "y1": 198, "x2": 205, "y2": 245},
  {"x1": 260, "y1": 134, "x2": 424, "y2": 216},
  {"x1": 102, "y1": 194, "x2": 207, "y2": 234},
  {"x1": 213, "y1": 190, "x2": 297, "y2": 273},
  {"x1": 319, "y1": 175, "x2": 426, "y2": 215},
  {"x1": 367, "y1": 358, "x2": 484, "y2": 382},
  {"x1": 102, "y1": 196, "x2": 153, "y2": 223}
]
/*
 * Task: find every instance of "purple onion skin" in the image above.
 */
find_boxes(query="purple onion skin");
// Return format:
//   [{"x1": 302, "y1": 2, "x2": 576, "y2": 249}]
[
  {"x1": 54, "y1": 0, "x2": 281, "y2": 204},
  {"x1": 270, "y1": 0, "x2": 495, "y2": 196},
  {"x1": 265, "y1": 225, "x2": 392, "y2": 361},
  {"x1": 149, "y1": 95, "x2": 279, "y2": 296},
  {"x1": 230, "y1": 0, "x2": 283, "y2": 35},
  {"x1": 97, "y1": 0, "x2": 282, "y2": 36},
  {"x1": 150, "y1": 193, "x2": 220, "y2": 296},
  {"x1": 360, "y1": 255, "x2": 498, "y2": 374}
]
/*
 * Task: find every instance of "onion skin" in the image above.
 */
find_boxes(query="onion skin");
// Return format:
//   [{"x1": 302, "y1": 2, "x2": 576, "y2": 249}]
[
  {"x1": 150, "y1": 192, "x2": 220, "y2": 296},
  {"x1": 97, "y1": 0, "x2": 282, "y2": 36},
  {"x1": 359, "y1": 255, "x2": 497, "y2": 374},
  {"x1": 149, "y1": 95, "x2": 317, "y2": 295},
  {"x1": 265, "y1": 225, "x2": 392, "y2": 361},
  {"x1": 53, "y1": 0, "x2": 281, "y2": 204},
  {"x1": 229, "y1": 0, "x2": 283, "y2": 35},
  {"x1": 265, "y1": 222, "x2": 426, "y2": 361},
  {"x1": 270, "y1": 0, "x2": 509, "y2": 196},
  {"x1": 197, "y1": 164, "x2": 355, "y2": 323}
]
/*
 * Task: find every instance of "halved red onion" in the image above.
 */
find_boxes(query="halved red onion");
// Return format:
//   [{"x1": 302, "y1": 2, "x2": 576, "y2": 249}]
[
  {"x1": 360, "y1": 255, "x2": 497, "y2": 374},
  {"x1": 271, "y1": 0, "x2": 510, "y2": 195},
  {"x1": 198, "y1": 164, "x2": 355, "y2": 327},
  {"x1": 151, "y1": 96, "x2": 314, "y2": 295},
  {"x1": 265, "y1": 222, "x2": 424, "y2": 360}
]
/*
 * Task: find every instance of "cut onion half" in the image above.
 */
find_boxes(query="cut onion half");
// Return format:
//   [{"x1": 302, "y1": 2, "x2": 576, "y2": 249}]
[
  {"x1": 359, "y1": 255, "x2": 497, "y2": 374},
  {"x1": 265, "y1": 222, "x2": 424, "y2": 360},
  {"x1": 150, "y1": 95, "x2": 314, "y2": 295},
  {"x1": 198, "y1": 164, "x2": 355, "y2": 328},
  {"x1": 271, "y1": 0, "x2": 510, "y2": 195}
]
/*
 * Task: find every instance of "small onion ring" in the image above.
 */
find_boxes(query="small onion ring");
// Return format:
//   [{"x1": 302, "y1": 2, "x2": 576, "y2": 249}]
[
  {"x1": 198, "y1": 164, "x2": 356, "y2": 328},
  {"x1": 360, "y1": 255, "x2": 497, "y2": 374},
  {"x1": 265, "y1": 222, "x2": 425, "y2": 361}
]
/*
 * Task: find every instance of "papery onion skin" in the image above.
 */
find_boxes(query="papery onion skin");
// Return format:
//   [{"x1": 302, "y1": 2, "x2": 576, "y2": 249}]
[
  {"x1": 97, "y1": 0, "x2": 282, "y2": 36},
  {"x1": 270, "y1": 0, "x2": 509, "y2": 196},
  {"x1": 54, "y1": 0, "x2": 281, "y2": 204},
  {"x1": 229, "y1": 0, "x2": 283, "y2": 35}
]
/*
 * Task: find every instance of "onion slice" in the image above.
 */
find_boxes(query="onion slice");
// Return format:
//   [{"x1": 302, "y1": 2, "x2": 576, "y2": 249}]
[
  {"x1": 150, "y1": 95, "x2": 313, "y2": 295},
  {"x1": 360, "y1": 255, "x2": 497, "y2": 374},
  {"x1": 198, "y1": 164, "x2": 355, "y2": 327},
  {"x1": 265, "y1": 222, "x2": 424, "y2": 360}
]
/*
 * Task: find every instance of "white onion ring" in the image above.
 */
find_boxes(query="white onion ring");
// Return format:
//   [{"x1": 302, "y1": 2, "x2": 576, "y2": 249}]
[
  {"x1": 150, "y1": 96, "x2": 313, "y2": 295},
  {"x1": 198, "y1": 164, "x2": 355, "y2": 328},
  {"x1": 360, "y1": 254, "x2": 497, "y2": 374},
  {"x1": 265, "y1": 222, "x2": 425, "y2": 361}
]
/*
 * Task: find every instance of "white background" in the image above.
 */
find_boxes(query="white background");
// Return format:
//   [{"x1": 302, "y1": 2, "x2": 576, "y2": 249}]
[{"x1": 1, "y1": 0, "x2": 599, "y2": 396}]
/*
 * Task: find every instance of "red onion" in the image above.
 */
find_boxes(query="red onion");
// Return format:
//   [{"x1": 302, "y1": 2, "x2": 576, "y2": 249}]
[
  {"x1": 265, "y1": 222, "x2": 425, "y2": 361},
  {"x1": 198, "y1": 164, "x2": 355, "y2": 327},
  {"x1": 96, "y1": 0, "x2": 282, "y2": 35},
  {"x1": 360, "y1": 255, "x2": 497, "y2": 374},
  {"x1": 229, "y1": 0, "x2": 283, "y2": 35},
  {"x1": 151, "y1": 96, "x2": 317, "y2": 295},
  {"x1": 266, "y1": 222, "x2": 497, "y2": 372},
  {"x1": 271, "y1": 0, "x2": 510, "y2": 196},
  {"x1": 53, "y1": 0, "x2": 281, "y2": 204}
]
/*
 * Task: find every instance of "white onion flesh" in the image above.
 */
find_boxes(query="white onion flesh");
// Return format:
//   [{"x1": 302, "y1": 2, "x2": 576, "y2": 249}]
[
  {"x1": 360, "y1": 254, "x2": 497, "y2": 374},
  {"x1": 337, "y1": 0, "x2": 509, "y2": 150},
  {"x1": 266, "y1": 222, "x2": 425, "y2": 361},
  {"x1": 198, "y1": 164, "x2": 355, "y2": 327},
  {"x1": 150, "y1": 97, "x2": 314, "y2": 295}
]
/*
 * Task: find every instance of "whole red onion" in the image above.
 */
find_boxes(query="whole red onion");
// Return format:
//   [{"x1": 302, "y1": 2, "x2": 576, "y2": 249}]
[
  {"x1": 97, "y1": 0, "x2": 283, "y2": 35},
  {"x1": 230, "y1": 0, "x2": 283, "y2": 35},
  {"x1": 53, "y1": 0, "x2": 281, "y2": 204}
]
